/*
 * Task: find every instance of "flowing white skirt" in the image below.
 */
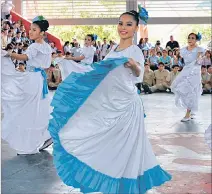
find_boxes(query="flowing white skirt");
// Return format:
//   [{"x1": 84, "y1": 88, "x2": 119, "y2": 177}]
[
  {"x1": 1, "y1": 56, "x2": 51, "y2": 154},
  {"x1": 205, "y1": 124, "x2": 211, "y2": 149},
  {"x1": 49, "y1": 58, "x2": 171, "y2": 194},
  {"x1": 54, "y1": 57, "x2": 93, "y2": 80},
  {"x1": 171, "y1": 62, "x2": 202, "y2": 111}
]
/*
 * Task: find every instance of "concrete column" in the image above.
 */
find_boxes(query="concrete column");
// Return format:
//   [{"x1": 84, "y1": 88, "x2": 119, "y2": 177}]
[{"x1": 12, "y1": 0, "x2": 22, "y2": 15}]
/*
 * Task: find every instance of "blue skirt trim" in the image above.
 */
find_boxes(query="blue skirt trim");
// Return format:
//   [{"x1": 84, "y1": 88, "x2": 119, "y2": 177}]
[{"x1": 48, "y1": 58, "x2": 171, "y2": 194}]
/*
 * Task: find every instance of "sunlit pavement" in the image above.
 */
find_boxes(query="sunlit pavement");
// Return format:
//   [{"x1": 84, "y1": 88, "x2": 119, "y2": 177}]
[{"x1": 2, "y1": 93, "x2": 211, "y2": 194}]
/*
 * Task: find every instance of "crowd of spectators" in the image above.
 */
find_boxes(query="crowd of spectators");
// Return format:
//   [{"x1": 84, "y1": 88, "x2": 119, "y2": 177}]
[{"x1": 1, "y1": 7, "x2": 211, "y2": 94}]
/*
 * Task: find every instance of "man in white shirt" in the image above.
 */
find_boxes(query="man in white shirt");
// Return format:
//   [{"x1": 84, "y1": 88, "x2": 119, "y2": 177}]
[
  {"x1": 1, "y1": 0, "x2": 14, "y2": 19},
  {"x1": 71, "y1": 42, "x2": 82, "y2": 58},
  {"x1": 100, "y1": 38, "x2": 110, "y2": 60}
]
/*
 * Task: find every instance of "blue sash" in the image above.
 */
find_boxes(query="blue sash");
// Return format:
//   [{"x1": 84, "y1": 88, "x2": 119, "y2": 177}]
[{"x1": 29, "y1": 67, "x2": 48, "y2": 99}]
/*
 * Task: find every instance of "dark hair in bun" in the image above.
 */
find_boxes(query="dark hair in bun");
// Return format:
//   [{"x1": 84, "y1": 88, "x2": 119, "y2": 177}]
[
  {"x1": 120, "y1": 10, "x2": 139, "y2": 26},
  {"x1": 33, "y1": 20, "x2": 49, "y2": 32},
  {"x1": 87, "y1": 34, "x2": 94, "y2": 41}
]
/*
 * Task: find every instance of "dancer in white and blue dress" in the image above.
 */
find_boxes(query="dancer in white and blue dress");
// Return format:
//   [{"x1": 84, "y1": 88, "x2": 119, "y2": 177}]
[
  {"x1": 48, "y1": 8, "x2": 171, "y2": 194},
  {"x1": 53, "y1": 34, "x2": 95, "y2": 80},
  {"x1": 1, "y1": 16, "x2": 52, "y2": 154},
  {"x1": 171, "y1": 32, "x2": 205, "y2": 122}
]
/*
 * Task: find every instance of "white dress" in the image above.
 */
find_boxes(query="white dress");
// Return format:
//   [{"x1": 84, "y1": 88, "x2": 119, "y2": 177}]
[
  {"x1": 1, "y1": 42, "x2": 52, "y2": 154},
  {"x1": 171, "y1": 46, "x2": 205, "y2": 111},
  {"x1": 205, "y1": 124, "x2": 211, "y2": 150},
  {"x1": 54, "y1": 46, "x2": 94, "y2": 80},
  {"x1": 48, "y1": 45, "x2": 171, "y2": 194}
]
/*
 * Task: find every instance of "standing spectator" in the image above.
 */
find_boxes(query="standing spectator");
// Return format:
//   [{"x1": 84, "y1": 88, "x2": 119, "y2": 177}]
[
  {"x1": 148, "y1": 48, "x2": 159, "y2": 70},
  {"x1": 166, "y1": 35, "x2": 180, "y2": 50},
  {"x1": 159, "y1": 49, "x2": 172, "y2": 71},
  {"x1": 70, "y1": 38, "x2": 77, "y2": 47},
  {"x1": 96, "y1": 40, "x2": 102, "y2": 61},
  {"x1": 137, "y1": 38, "x2": 145, "y2": 50},
  {"x1": 100, "y1": 38, "x2": 110, "y2": 60},
  {"x1": 19, "y1": 25, "x2": 25, "y2": 33},
  {"x1": 63, "y1": 41, "x2": 71, "y2": 54},
  {"x1": 1, "y1": 0, "x2": 15, "y2": 19}
]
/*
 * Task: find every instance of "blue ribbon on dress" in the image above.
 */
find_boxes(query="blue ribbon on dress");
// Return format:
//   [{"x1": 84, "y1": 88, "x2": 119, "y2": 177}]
[{"x1": 33, "y1": 67, "x2": 48, "y2": 99}]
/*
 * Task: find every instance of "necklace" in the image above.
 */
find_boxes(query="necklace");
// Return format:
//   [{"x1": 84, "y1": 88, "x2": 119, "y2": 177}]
[{"x1": 114, "y1": 45, "x2": 133, "y2": 52}]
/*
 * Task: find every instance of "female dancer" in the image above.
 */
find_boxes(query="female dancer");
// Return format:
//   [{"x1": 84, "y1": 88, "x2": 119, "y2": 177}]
[
  {"x1": 1, "y1": 16, "x2": 52, "y2": 154},
  {"x1": 171, "y1": 32, "x2": 205, "y2": 122},
  {"x1": 53, "y1": 34, "x2": 94, "y2": 80},
  {"x1": 48, "y1": 8, "x2": 171, "y2": 194}
]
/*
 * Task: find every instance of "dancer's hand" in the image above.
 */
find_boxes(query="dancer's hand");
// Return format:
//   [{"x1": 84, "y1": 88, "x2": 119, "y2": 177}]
[{"x1": 124, "y1": 58, "x2": 137, "y2": 69}]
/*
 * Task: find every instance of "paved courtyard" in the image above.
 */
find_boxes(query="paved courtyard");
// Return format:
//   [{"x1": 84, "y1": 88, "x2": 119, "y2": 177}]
[{"x1": 2, "y1": 93, "x2": 211, "y2": 194}]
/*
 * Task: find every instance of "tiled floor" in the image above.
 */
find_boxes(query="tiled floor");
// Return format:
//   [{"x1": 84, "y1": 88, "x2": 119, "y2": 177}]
[{"x1": 2, "y1": 93, "x2": 211, "y2": 194}]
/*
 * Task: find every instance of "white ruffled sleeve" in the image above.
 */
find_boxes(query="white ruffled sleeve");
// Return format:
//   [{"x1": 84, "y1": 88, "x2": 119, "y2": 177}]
[
  {"x1": 25, "y1": 44, "x2": 38, "y2": 60},
  {"x1": 130, "y1": 46, "x2": 145, "y2": 83}
]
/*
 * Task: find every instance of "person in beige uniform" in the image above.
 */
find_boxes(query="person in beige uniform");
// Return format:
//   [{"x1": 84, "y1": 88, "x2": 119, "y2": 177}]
[
  {"x1": 148, "y1": 62, "x2": 169, "y2": 92},
  {"x1": 201, "y1": 65, "x2": 211, "y2": 94},
  {"x1": 166, "y1": 65, "x2": 180, "y2": 92},
  {"x1": 142, "y1": 63, "x2": 155, "y2": 94}
]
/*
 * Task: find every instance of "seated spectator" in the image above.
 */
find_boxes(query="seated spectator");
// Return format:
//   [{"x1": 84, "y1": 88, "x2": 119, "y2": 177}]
[
  {"x1": 159, "y1": 49, "x2": 172, "y2": 71},
  {"x1": 166, "y1": 65, "x2": 180, "y2": 92},
  {"x1": 47, "y1": 64, "x2": 62, "y2": 90},
  {"x1": 17, "y1": 42, "x2": 23, "y2": 54},
  {"x1": 7, "y1": 29, "x2": 13, "y2": 44},
  {"x1": 201, "y1": 50, "x2": 212, "y2": 68},
  {"x1": 12, "y1": 22, "x2": 20, "y2": 34},
  {"x1": 155, "y1": 40, "x2": 163, "y2": 51},
  {"x1": 201, "y1": 65, "x2": 211, "y2": 94},
  {"x1": 5, "y1": 43, "x2": 13, "y2": 52},
  {"x1": 50, "y1": 42, "x2": 57, "y2": 52},
  {"x1": 142, "y1": 48, "x2": 149, "y2": 62},
  {"x1": 148, "y1": 48, "x2": 159, "y2": 71},
  {"x1": 65, "y1": 51, "x2": 71, "y2": 57},
  {"x1": 19, "y1": 24, "x2": 25, "y2": 33},
  {"x1": 173, "y1": 48, "x2": 184, "y2": 68},
  {"x1": 16, "y1": 62, "x2": 26, "y2": 72},
  {"x1": 1, "y1": 29, "x2": 7, "y2": 49},
  {"x1": 166, "y1": 35, "x2": 180, "y2": 50},
  {"x1": 144, "y1": 38, "x2": 152, "y2": 49},
  {"x1": 2, "y1": 20, "x2": 11, "y2": 30},
  {"x1": 142, "y1": 63, "x2": 155, "y2": 94},
  {"x1": 157, "y1": 51, "x2": 162, "y2": 57},
  {"x1": 21, "y1": 32, "x2": 29, "y2": 42},
  {"x1": 147, "y1": 62, "x2": 170, "y2": 93},
  {"x1": 22, "y1": 43, "x2": 29, "y2": 53},
  {"x1": 4, "y1": 13, "x2": 12, "y2": 25},
  {"x1": 57, "y1": 50, "x2": 63, "y2": 57},
  {"x1": 12, "y1": 31, "x2": 22, "y2": 43}
]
